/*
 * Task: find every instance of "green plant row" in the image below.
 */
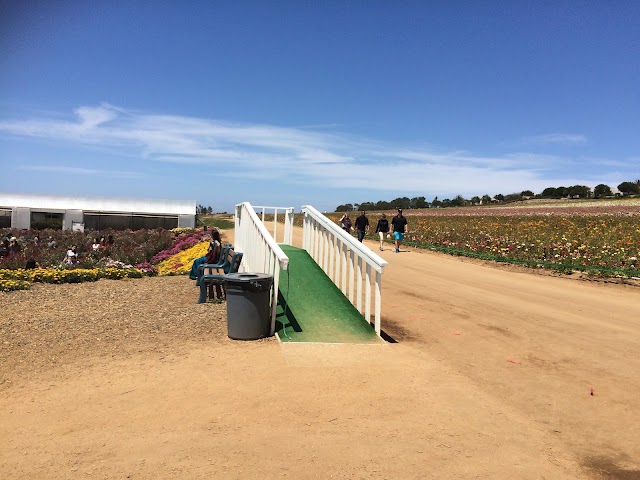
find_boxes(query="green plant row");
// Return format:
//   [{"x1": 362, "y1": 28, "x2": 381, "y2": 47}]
[{"x1": 0, "y1": 267, "x2": 145, "y2": 292}]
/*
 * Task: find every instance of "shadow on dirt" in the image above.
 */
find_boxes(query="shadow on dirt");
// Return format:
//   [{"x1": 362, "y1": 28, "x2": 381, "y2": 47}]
[
  {"x1": 380, "y1": 316, "x2": 418, "y2": 343},
  {"x1": 583, "y1": 455, "x2": 640, "y2": 480}
]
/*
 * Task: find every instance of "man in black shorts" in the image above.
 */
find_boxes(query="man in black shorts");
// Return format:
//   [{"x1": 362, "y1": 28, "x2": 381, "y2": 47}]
[{"x1": 391, "y1": 208, "x2": 408, "y2": 253}]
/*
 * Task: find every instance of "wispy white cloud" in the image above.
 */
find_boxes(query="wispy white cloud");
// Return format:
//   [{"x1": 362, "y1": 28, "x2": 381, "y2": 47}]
[
  {"x1": 18, "y1": 164, "x2": 143, "y2": 178},
  {"x1": 516, "y1": 133, "x2": 588, "y2": 146},
  {"x1": 0, "y1": 104, "x2": 632, "y2": 199}
]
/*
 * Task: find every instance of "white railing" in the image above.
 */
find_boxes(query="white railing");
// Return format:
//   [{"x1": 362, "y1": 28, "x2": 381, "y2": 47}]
[
  {"x1": 301, "y1": 205, "x2": 388, "y2": 335},
  {"x1": 234, "y1": 202, "x2": 291, "y2": 336},
  {"x1": 251, "y1": 205, "x2": 294, "y2": 245}
]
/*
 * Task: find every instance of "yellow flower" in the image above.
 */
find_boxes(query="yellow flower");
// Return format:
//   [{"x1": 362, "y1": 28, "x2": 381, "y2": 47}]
[{"x1": 157, "y1": 241, "x2": 209, "y2": 275}]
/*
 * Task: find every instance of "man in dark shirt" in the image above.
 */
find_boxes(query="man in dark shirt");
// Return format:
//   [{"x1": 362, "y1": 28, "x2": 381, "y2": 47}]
[
  {"x1": 391, "y1": 208, "x2": 408, "y2": 253},
  {"x1": 354, "y1": 210, "x2": 370, "y2": 242}
]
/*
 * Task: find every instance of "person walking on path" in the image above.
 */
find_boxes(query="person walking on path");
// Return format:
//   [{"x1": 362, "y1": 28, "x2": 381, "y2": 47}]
[
  {"x1": 391, "y1": 208, "x2": 408, "y2": 253},
  {"x1": 354, "y1": 210, "x2": 369, "y2": 242},
  {"x1": 375, "y1": 213, "x2": 390, "y2": 251},
  {"x1": 339, "y1": 213, "x2": 352, "y2": 233}
]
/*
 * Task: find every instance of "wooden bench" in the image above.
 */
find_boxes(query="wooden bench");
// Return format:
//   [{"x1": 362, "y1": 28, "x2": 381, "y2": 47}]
[{"x1": 196, "y1": 248, "x2": 243, "y2": 303}]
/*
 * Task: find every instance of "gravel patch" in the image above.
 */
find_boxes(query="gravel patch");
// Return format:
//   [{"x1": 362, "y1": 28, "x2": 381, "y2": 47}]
[{"x1": 0, "y1": 276, "x2": 251, "y2": 387}]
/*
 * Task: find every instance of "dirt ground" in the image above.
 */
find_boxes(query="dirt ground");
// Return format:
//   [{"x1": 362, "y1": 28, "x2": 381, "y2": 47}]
[{"x1": 1, "y1": 227, "x2": 640, "y2": 479}]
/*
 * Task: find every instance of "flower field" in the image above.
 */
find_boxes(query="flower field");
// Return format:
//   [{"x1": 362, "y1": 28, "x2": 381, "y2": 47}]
[
  {"x1": 324, "y1": 200, "x2": 640, "y2": 277},
  {"x1": 3, "y1": 197, "x2": 639, "y2": 292},
  {"x1": 0, "y1": 227, "x2": 211, "y2": 291}
]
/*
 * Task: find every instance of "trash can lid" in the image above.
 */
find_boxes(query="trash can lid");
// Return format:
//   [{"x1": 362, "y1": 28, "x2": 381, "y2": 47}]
[{"x1": 224, "y1": 272, "x2": 273, "y2": 283}]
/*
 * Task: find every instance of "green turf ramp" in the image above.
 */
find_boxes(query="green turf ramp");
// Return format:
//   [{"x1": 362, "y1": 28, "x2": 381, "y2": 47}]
[{"x1": 276, "y1": 245, "x2": 381, "y2": 343}]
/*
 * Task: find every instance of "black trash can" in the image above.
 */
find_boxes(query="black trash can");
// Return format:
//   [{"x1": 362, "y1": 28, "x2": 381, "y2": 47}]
[{"x1": 224, "y1": 273, "x2": 274, "y2": 340}]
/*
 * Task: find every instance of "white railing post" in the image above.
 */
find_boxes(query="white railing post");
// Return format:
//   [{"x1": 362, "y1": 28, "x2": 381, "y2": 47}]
[
  {"x1": 365, "y1": 264, "x2": 371, "y2": 325},
  {"x1": 328, "y1": 235, "x2": 335, "y2": 282},
  {"x1": 375, "y1": 271, "x2": 382, "y2": 334},
  {"x1": 340, "y1": 242, "x2": 347, "y2": 294},
  {"x1": 348, "y1": 250, "x2": 355, "y2": 303},
  {"x1": 356, "y1": 256, "x2": 363, "y2": 313}
]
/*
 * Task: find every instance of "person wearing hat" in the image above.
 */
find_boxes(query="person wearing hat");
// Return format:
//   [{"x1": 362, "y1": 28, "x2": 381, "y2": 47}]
[{"x1": 391, "y1": 208, "x2": 408, "y2": 253}]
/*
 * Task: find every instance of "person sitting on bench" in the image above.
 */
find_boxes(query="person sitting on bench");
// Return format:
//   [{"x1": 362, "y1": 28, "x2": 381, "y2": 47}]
[{"x1": 189, "y1": 229, "x2": 222, "y2": 280}]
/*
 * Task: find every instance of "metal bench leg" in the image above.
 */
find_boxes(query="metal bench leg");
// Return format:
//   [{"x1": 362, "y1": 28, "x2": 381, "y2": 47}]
[
  {"x1": 198, "y1": 281, "x2": 209, "y2": 304},
  {"x1": 215, "y1": 284, "x2": 224, "y2": 299}
]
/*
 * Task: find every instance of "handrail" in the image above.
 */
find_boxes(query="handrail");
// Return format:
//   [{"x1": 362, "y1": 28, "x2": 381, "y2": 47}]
[
  {"x1": 250, "y1": 205, "x2": 294, "y2": 246},
  {"x1": 301, "y1": 205, "x2": 388, "y2": 335},
  {"x1": 234, "y1": 202, "x2": 291, "y2": 336},
  {"x1": 301, "y1": 205, "x2": 387, "y2": 273}
]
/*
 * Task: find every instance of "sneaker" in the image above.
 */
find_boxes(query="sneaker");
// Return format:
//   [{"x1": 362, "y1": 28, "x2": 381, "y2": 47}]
[
  {"x1": 395, "y1": 248, "x2": 399, "y2": 253},
  {"x1": 379, "y1": 247, "x2": 383, "y2": 251}
]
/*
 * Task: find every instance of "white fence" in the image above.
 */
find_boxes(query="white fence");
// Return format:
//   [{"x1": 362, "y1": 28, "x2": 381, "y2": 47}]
[
  {"x1": 251, "y1": 205, "x2": 294, "y2": 245},
  {"x1": 234, "y1": 202, "x2": 292, "y2": 335},
  {"x1": 301, "y1": 205, "x2": 388, "y2": 335}
]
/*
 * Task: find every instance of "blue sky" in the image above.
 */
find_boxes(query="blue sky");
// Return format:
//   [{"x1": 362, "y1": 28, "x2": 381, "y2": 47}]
[{"x1": 1, "y1": 1, "x2": 638, "y2": 212}]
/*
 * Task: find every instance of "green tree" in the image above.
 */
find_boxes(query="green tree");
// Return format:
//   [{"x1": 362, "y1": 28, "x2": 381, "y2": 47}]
[
  {"x1": 568, "y1": 185, "x2": 591, "y2": 198},
  {"x1": 390, "y1": 197, "x2": 411, "y2": 209},
  {"x1": 471, "y1": 196, "x2": 481, "y2": 205},
  {"x1": 494, "y1": 194, "x2": 505, "y2": 202},
  {"x1": 520, "y1": 190, "x2": 535, "y2": 197},
  {"x1": 375, "y1": 200, "x2": 391, "y2": 210},
  {"x1": 541, "y1": 187, "x2": 557, "y2": 198},
  {"x1": 481, "y1": 195, "x2": 492, "y2": 204},
  {"x1": 593, "y1": 184, "x2": 613, "y2": 198},
  {"x1": 430, "y1": 196, "x2": 441, "y2": 208},
  {"x1": 335, "y1": 204, "x2": 354, "y2": 212},
  {"x1": 618, "y1": 181, "x2": 640, "y2": 195},
  {"x1": 410, "y1": 196, "x2": 428, "y2": 209},
  {"x1": 450, "y1": 195, "x2": 467, "y2": 207},
  {"x1": 503, "y1": 193, "x2": 519, "y2": 202}
]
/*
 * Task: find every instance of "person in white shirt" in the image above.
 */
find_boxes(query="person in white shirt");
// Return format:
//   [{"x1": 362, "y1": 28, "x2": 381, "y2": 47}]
[{"x1": 65, "y1": 245, "x2": 78, "y2": 266}]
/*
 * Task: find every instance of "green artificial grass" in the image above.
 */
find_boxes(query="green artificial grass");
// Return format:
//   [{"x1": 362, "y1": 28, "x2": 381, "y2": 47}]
[{"x1": 275, "y1": 245, "x2": 381, "y2": 343}]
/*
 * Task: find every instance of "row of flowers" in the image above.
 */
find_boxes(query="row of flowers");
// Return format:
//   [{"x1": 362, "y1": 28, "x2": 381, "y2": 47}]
[
  {"x1": 322, "y1": 212, "x2": 640, "y2": 277},
  {"x1": 156, "y1": 241, "x2": 209, "y2": 276},
  {"x1": 0, "y1": 266, "x2": 144, "y2": 292}
]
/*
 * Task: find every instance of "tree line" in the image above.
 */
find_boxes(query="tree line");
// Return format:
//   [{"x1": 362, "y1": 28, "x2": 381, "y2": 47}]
[
  {"x1": 335, "y1": 180, "x2": 640, "y2": 212},
  {"x1": 197, "y1": 204, "x2": 214, "y2": 214}
]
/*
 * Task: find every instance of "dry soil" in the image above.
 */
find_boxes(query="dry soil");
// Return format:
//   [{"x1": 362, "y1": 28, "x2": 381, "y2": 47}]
[{"x1": 1, "y1": 227, "x2": 639, "y2": 479}]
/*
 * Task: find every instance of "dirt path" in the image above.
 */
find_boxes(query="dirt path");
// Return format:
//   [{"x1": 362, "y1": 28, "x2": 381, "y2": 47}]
[{"x1": 1, "y1": 227, "x2": 639, "y2": 479}]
